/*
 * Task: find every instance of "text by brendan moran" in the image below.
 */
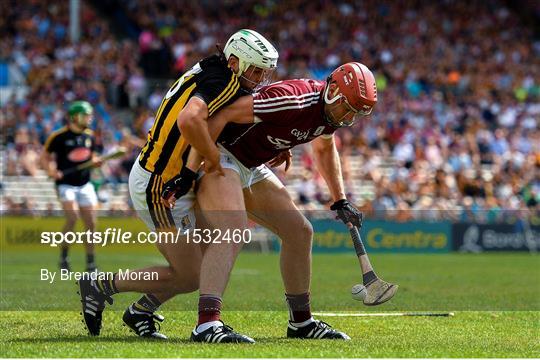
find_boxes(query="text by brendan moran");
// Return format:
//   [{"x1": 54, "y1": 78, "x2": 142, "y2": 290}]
[{"x1": 40, "y1": 269, "x2": 158, "y2": 283}]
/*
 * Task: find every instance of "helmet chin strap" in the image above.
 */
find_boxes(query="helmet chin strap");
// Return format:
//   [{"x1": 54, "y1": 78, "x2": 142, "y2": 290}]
[
  {"x1": 323, "y1": 81, "x2": 347, "y2": 127},
  {"x1": 323, "y1": 81, "x2": 342, "y2": 106}
]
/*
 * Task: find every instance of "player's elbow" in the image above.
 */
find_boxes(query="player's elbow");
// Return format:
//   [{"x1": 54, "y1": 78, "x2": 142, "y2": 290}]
[
  {"x1": 178, "y1": 101, "x2": 207, "y2": 134},
  {"x1": 312, "y1": 138, "x2": 335, "y2": 157},
  {"x1": 312, "y1": 144, "x2": 332, "y2": 160},
  {"x1": 178, "y1": 114, "x2": 194, "y2": 133},
  {"x1": 178, "y1": 114, "x2": 204, "y2": 140}
]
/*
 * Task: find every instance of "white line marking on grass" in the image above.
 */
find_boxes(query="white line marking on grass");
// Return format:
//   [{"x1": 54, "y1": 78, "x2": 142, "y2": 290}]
[{"x1": 313, "y1": 312, "x2": 455, "y2": 317}]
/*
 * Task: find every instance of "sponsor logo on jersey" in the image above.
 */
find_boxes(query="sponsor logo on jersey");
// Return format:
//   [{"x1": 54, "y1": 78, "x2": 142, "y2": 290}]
[
  {"x1": 291, "y1": 129, "x2": 310, "y2": 141},
  {"x1": 67, "y1": 147, "x2": 92, "y2": 162},
  {"x1": 313, "y1": 126, "x2": 325, "y2": 137},
  {"x1": 267, "y1": 135, "x2": 291, "y2": 150}
]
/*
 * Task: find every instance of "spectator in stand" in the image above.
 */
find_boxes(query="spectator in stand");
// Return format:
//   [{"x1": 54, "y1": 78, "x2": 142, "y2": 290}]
[{"x1": 1, "y1": 0, "x2": 538, "y2": 223}]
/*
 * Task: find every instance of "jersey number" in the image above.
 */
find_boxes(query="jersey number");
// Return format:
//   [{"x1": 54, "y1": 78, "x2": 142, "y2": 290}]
[
  {"x1": 267, "y1": 136, "x2": 291, "y2": 150},
  {"x1": 165, "y1": 63, "x2": 202, "y2": 100}
]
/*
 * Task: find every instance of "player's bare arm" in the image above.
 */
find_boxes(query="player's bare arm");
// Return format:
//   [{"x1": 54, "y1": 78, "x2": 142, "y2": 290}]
[
  {"x1": 41, "y1": 148, "x2": 62, "y2": 180},
  {"x1": 162, "y1": 95, "x2": 255, "y2": 208},
  {"x1": 311, "y1": 135, "x2": 346, "y2": 202},
  {"x1": 175, "y1": 91, "x2": 257, "y2": 174},
  {"x1": 187, "y1": 95, "x2": 255, "y2": 170},
  {"x1": 312, "y1": 134, "x2": 362, "y2": 228},
  {"x1": 208, "y1": 95, "x2": 256, "y2": 137},
  {"x1": 190, "y1": 95, "x2": 256, "y2": 164},
  {"x1": 177, "y1": 96, "x2": 222, "y2": 173},
  {"x1": 206, "y1": 94, "x2": 291, "y2": 169},
  {"x1": 91, "y1": 153, "x2": 103, "y2": 168}
]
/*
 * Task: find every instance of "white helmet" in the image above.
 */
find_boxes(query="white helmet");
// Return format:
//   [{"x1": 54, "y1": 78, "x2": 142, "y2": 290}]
[{"x1": 223, "y1": 29, "x2": 278, "y2": 89}]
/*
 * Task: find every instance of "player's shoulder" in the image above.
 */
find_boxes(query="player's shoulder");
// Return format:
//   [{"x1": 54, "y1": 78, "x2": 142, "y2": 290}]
[
  {"x1": 44, "y1": 125, "x2": 68, "y2": 150},
  {"x1": 256, "y1": 79, "x2": 325, "y2": 97},
  {"x1": 198, "y1": 54, "x2": 234, "y2": 80},
  {"x1": 46, "y1": 126, "x2": 69, "y2": 141},
  {"x1": 83, "y1": 128, "x2": 94, "y2": 136}
]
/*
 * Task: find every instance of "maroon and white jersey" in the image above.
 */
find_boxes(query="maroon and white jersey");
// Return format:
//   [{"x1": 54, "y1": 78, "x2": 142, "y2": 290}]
[{"x1": 218, "y1": 79, "x2": 337, "y2": 168}]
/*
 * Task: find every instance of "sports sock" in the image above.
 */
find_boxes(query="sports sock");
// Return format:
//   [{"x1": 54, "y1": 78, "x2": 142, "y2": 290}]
[
  {"x1": 60, "y1": 247, "x2": 69, "y2": 261},
  {"x1": 198, "y1": 294, "x2": 222, "y2": 325},
  {"x1": 94, "y1": 273, "x2": 119, "y2": 296},
  {"x1": 133, "y1": 294, "x2": 161, "y2": 313},
  {"x1": 196, "y1": 320, "x2": 223, "y2": 333},
  {"x1": 290, "y1": 317, "x2": 314, "y2": 328},
  {"x1": 86, "y1": 253, "x2": 95, "y2": 267},
  {"x1": 285, "y1": 292, "x2": 312, "y2": 324}
]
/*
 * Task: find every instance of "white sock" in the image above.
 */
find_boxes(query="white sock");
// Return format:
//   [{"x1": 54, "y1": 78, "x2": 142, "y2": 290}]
[
  {"x1": 290, "y1": 317, "x2": 315, "y2": 328},
  {"x1": 196, "y1": 320, "x2": 223, "y2": 333}
]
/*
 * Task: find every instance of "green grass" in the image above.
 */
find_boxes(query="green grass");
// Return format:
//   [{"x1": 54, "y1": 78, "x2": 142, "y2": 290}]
[
  {"x1": 2, "y1": 310, "x2": 539, "y2": 358},
  {"x1": 1, "y1": 217, "x2": 540, "y2": 357}
]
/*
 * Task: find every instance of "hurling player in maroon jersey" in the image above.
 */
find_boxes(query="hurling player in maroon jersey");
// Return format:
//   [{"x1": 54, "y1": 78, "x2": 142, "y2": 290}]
[{"x1": 163, "y1": 62, "x2": 378, "y2": 340}]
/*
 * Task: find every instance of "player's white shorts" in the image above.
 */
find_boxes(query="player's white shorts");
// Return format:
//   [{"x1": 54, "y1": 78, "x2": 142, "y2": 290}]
[
  {"x1": 57, "y1": 182, "x2": 98, "y2": 207},
  {"x1": 217, "y1": 145, "x2": 279, "y2": 189},
  {"x1": 129, "y1": 161, "x2": 196, "y2": 232}
]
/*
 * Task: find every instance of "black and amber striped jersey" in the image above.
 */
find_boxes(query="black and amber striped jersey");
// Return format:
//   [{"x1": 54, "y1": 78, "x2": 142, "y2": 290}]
[
  {"x1": 138, "y1": 54, "x2": 243, "y2": 181},
  {"x1": 44, "y1": 126, "x2": 96, "y2": 186}
]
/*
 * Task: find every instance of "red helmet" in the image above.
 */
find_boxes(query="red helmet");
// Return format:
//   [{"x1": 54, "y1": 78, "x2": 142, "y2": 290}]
[{"x1": 323, "y1": 62, "x2": 378, "y2": 127}]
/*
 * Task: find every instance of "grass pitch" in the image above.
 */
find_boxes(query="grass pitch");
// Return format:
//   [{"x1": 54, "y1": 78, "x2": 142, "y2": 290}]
[{"x1": 1, "y1": 217, "x2": 539, "y2": 357}]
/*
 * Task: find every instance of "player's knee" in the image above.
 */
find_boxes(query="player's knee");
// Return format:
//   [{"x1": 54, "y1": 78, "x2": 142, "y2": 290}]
[
  {"x1": 65, "y1": 215, "x2": 78, "y2": 227},
  {"x1": 171, "y1": 272, "x2": 199, "y2": 294},
  {"x1": 180, "y1": 276, "x2": 199, "y2": 293},
  {"x1": 166, "y1": 266, "x2": 199, "y2": 294},
  {"x1": 301, "y1": 220, "x2": 314, "y2": 243},
  {"x1": 280, "y1": 218, "x2": 313, "y2": 248}
]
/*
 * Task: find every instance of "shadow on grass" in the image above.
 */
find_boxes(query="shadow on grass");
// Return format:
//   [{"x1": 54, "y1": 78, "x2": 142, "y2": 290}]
[
  {"x1": 11, "y1": 336, "x2": 191, "y2": 344},
  {"x1": 11, "y1": 335, "x2": 287, "y2": 344}
]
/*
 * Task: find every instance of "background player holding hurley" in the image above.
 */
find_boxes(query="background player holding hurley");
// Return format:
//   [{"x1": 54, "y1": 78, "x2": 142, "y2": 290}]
[
  {"x1": 163, "y1": 62, "x2": 385, "y2": 342},
  {"x1": 41, "y1": 100, "x2": 102, "y2": 272},
  {"x1": 75, "y1": 30, "x2": 279, "y2": 342}
]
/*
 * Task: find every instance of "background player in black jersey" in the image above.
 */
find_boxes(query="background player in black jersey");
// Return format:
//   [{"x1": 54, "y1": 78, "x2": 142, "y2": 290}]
[
  {"x1": 77, "y1": 29, "x2": 279, "y2": 342},
  {"x1": 41, "y1": 100, "x2": 102, "y2": 272}
]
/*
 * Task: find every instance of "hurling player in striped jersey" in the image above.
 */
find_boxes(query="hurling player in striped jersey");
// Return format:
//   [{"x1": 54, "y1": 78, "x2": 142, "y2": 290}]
[
  {"x1": 41, "y1": 101, "x2": 102, "y2": 272},
  {"x1": 76, "y1": 29, "x2": 278, "y2": 343},
  {"x1": 163, "y1": 62, "x2": 378, "y2": 341}
]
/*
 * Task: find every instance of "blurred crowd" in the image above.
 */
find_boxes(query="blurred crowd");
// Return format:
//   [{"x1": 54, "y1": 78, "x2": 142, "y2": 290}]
[{"x1": 1, "y1": 0, "x2": 538, "y2": 223}]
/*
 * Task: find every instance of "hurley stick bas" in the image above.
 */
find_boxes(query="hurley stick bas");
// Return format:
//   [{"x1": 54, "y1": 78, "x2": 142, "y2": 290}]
[{"x1": 349, "y1": 224, "x2": 398, "y2": 306}]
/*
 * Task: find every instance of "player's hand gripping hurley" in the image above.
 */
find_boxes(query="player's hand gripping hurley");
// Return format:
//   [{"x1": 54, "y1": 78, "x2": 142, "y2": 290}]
[
  {"x1": 330, "y1": 199, "x2": 399, "y2": 306},
  {"x1": 61, "y1": 147, "x2": 127, "y2": 176}
]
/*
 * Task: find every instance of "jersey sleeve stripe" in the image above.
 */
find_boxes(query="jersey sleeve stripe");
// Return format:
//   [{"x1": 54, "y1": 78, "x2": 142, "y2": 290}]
[
  {"x1": 253, "y1": 94, "x2": 320, "y2": 108},
  {"x1": 253, "y1": 91, "x2": 320, "y2": 104},
  {"x1": 253, "y1": 99, "x2": 320, "y2": 113},
  {"x1": 208, "y1": 80, "x2": 240, "y2": 117},
  {"x1": 43, "y1": 126, "x2": 68, "y2": 152},
  {"x1": 207, "y1": 73, "x2": 238, "y2": 113},
  {"x1": 208, "y1": 79, "x2": 239, "y2": 116}
]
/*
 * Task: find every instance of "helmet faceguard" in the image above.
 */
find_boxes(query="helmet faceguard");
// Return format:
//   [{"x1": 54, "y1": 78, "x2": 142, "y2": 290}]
[
  {"x1": 323, "y1": 62, "x2": 377, "y2": 127},
  {"x1": 238, "y1": 65, "x2": 276, "y2": 91},
  {"x1": 223, "y1": 29, "x2": 279, "y2": 90}
]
